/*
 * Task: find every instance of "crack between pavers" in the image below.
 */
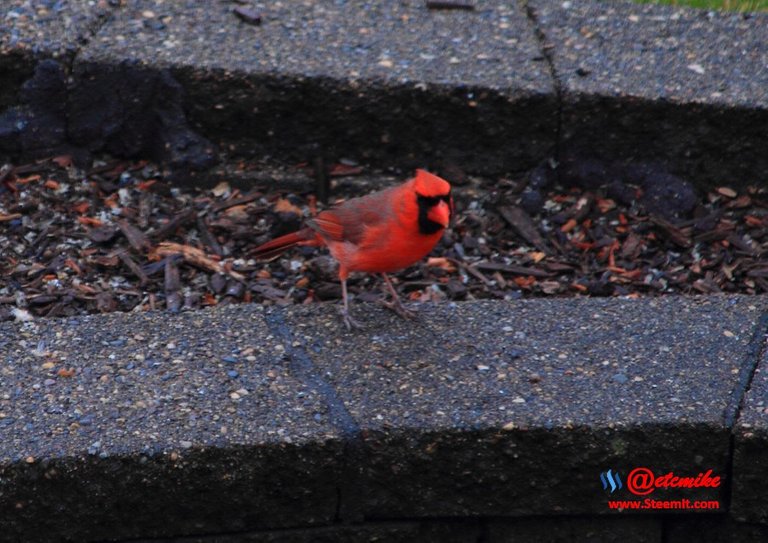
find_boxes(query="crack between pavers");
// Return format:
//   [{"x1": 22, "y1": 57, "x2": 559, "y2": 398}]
[
  {"x1": 723, "y1": 312, "x2": 768, "y2": 428},
  {"x1": 263, "y1": 308, "x2": 363, "y2": 523},
  {"x1": 62, "y1": 4, "x2": 116, "y2": 77},
  {"x1": 521, "y1": 0, "x2": 563, "y2": 167},
  {"x1": 263, "y1": 309, "x2": 360, "y2": 438},
  {"x1": 720, "y1": 311, "x2": 768, "y2": 511}
]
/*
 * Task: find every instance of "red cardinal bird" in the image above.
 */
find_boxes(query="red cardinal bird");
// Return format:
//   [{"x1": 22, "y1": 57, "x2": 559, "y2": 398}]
[{"x1": 252, "y1": 169, "x2": 453, "y2": 329}]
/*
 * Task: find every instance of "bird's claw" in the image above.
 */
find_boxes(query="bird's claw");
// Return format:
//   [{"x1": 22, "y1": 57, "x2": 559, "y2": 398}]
[
  {"x1": 340, "y1": 308, "x2": 364, "y2": 330},
  {"x1": 379, "y1": 298, "x2": 417, "y2": 320}
]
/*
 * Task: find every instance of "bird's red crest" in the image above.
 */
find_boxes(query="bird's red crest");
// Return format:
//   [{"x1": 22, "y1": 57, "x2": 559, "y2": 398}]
[{"x1": 413, "y1": 169, "x2": 451, "y2": 197}]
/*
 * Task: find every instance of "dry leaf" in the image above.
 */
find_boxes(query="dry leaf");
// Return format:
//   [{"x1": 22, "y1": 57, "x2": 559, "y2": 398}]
[
  {"x1": 596, "y1": 198, "x2": 616, "y2": 213},
  {"x1": 328, "y1": 164, "x2": 364, "y2": 177},
  {"x1": 137, "y1": 179, "x2": 157, "y2": 191},
  {"x1": 274, "y1": 197, "x2": 303, "y2": 215},
  {"x1": 426, "y1": 257, "x2": 457, "y2": 272},
  {"x1": 540, "y1": 280, "x2": 560, "y2": 294},
  {"x1": 727, "y1": 195, "x2": 751, "y2": 209},
  {"x1": 513, "y1": 276, "x2": 536, "y2": 288},
  {"x1": 77, "y1": 216, "x2": 103, "y2": 227},
  {"x1": 224, "y1": 204, "x2": 249, "y2": 220},
  {"x1": 72, "y1": 201, "x2": 90, "y2": 214},
  {"x1": 211, "y1": 181, "x2": 231, "y2": 198},
  {"x1": 16, "y1": 174, "x2": 41, "y2": 184},
  {"x1": 561, "y1": 218, "x2": 578, "y2": 233},
  {"x1": 716, "y1": 187, "x2": 737, "y2": 198},
  {"x1": 52, "y1": 155, "x2": 73, "y2": 168}
]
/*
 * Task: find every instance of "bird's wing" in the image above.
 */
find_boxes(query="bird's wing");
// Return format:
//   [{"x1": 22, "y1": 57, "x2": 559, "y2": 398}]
[{"x1": 307, "y1": 189, "x2": 395, "y2": 246}]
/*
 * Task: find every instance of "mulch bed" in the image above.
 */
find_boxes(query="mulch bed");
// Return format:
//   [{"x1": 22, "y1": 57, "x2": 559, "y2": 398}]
[{"x1": 1, "y1": 155, "x2": 767, "y2": 321}]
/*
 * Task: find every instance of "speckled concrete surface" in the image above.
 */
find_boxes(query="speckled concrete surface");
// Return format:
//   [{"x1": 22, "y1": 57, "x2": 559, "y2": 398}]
[
  {"x1": 0, "y1": 305, "x2": 344, "y2": 541},
  {"x1": 81, "y1": 0, "x2": 549, "y2": 91},
  {"x1": 281, "y1": 297, "x2": 762, "y2": 429},
  {"x1": 528, "y1": 0, "x2": 768, "y2": 107},
  {"x1": 1, "y1": 296, "x2": 767, "y2": 540},
  {"x1": 0, "y1": 0, "x2": 113, "y2": 109},
  {"x1": 70, "y1": 0, "x2": 557, "y2": 174},
  {"x1": 0, "y1": 0, "x2": 111, "y2": 59},
  {"x1": 4, "y1": 0, "x2": 768, "y2": 183},
  {"x1": 279, "y1": 295, "x2": 766, "y2": 517},
  {"x1": 527, "y1": 0, "x2": 768, "y2": 188}
]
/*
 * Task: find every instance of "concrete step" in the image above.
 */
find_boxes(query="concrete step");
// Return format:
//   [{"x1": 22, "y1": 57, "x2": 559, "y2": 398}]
[
  {"x1": 1, "y1": 295, "x2": 767, "y2": 541},
  {"x1": 2, "y1": 1, "x2": 767, "y2": 184}
]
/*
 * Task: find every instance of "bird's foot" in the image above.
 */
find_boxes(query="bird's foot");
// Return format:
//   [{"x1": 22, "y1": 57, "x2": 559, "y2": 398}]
[
  {"x1": 339, "y1": 307, "x2": 364, "y2": 330},
  {"x1": 379, "y1": 298, "x2": 417, "y2": 320}
]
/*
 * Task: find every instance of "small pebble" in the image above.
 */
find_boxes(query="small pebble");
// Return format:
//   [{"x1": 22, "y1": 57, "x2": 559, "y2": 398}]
[{"x1": 233, "y1": 6, "x2": 261, "y2": 25}]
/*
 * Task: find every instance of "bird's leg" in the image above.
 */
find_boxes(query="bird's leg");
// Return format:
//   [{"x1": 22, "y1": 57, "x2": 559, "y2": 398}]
[
  {"x1": 379, "y1": 273, "x2": 416, "y2": 320},
  {"x1": 340, "y1": 278, "x2": 363, "y2": 330}
]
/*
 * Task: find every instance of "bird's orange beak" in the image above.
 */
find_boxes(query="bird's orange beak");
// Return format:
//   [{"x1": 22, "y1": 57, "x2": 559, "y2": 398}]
[{"x1": 427, "y1": 199, "x2": 451, "y2": 229}]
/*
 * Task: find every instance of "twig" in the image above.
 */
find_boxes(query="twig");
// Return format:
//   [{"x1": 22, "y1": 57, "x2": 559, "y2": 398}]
[
  {"x1": 155, "y1": 242, "x2": 245, "y2": 281},
  {"x1": 498, "y1": 205, "x2": 552, "y2": 254},
  {"x1": 118, "y1": 251, "x2": 149, "y2": 286},
  {"x1": 117, "y1": 219, "x2": 152, "y2": 252},
  {"x1": 212, "y1": 191, "x2": 263, "y2": 212},
  {"x1": 196, "y1": 215, "x2": 224, "y2": 257},
  {"x1": 153, "y1": 209, "x2": 196, "y2": 240},
  {"x1": 164, "y1": 258, "x2": 182, "y2": 312},
  {"x1": 474, "y1": 261, "x2": 554, "y2": 278}
]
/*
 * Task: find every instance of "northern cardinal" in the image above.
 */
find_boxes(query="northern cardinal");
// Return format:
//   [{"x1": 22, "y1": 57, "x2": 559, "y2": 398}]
[{"x1": 252, "y1": 169, "x2": 453, "y2": 329}]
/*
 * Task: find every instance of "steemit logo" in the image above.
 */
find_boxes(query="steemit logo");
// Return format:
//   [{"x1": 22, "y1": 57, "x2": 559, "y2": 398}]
[{"x1": 600, "y1": 469, "x2": 623, "y2": 493}]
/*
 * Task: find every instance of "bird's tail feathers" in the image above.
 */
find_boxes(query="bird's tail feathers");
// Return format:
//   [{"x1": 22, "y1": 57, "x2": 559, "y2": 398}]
[{"x1": 250, "y1": 228, "x2": 319, "y2": 260}]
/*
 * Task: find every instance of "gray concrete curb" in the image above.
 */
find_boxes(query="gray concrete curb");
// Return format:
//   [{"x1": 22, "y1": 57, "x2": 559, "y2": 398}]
[
  {"x1": 528, "y1": 0, "x2": 768, "y2": 188},
  {"x1": 1, "y1": 296, "x2": 768, "y2": 541},
  {"x1": 2, "y1": 0, "x2": 766, "y2": 184}
]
